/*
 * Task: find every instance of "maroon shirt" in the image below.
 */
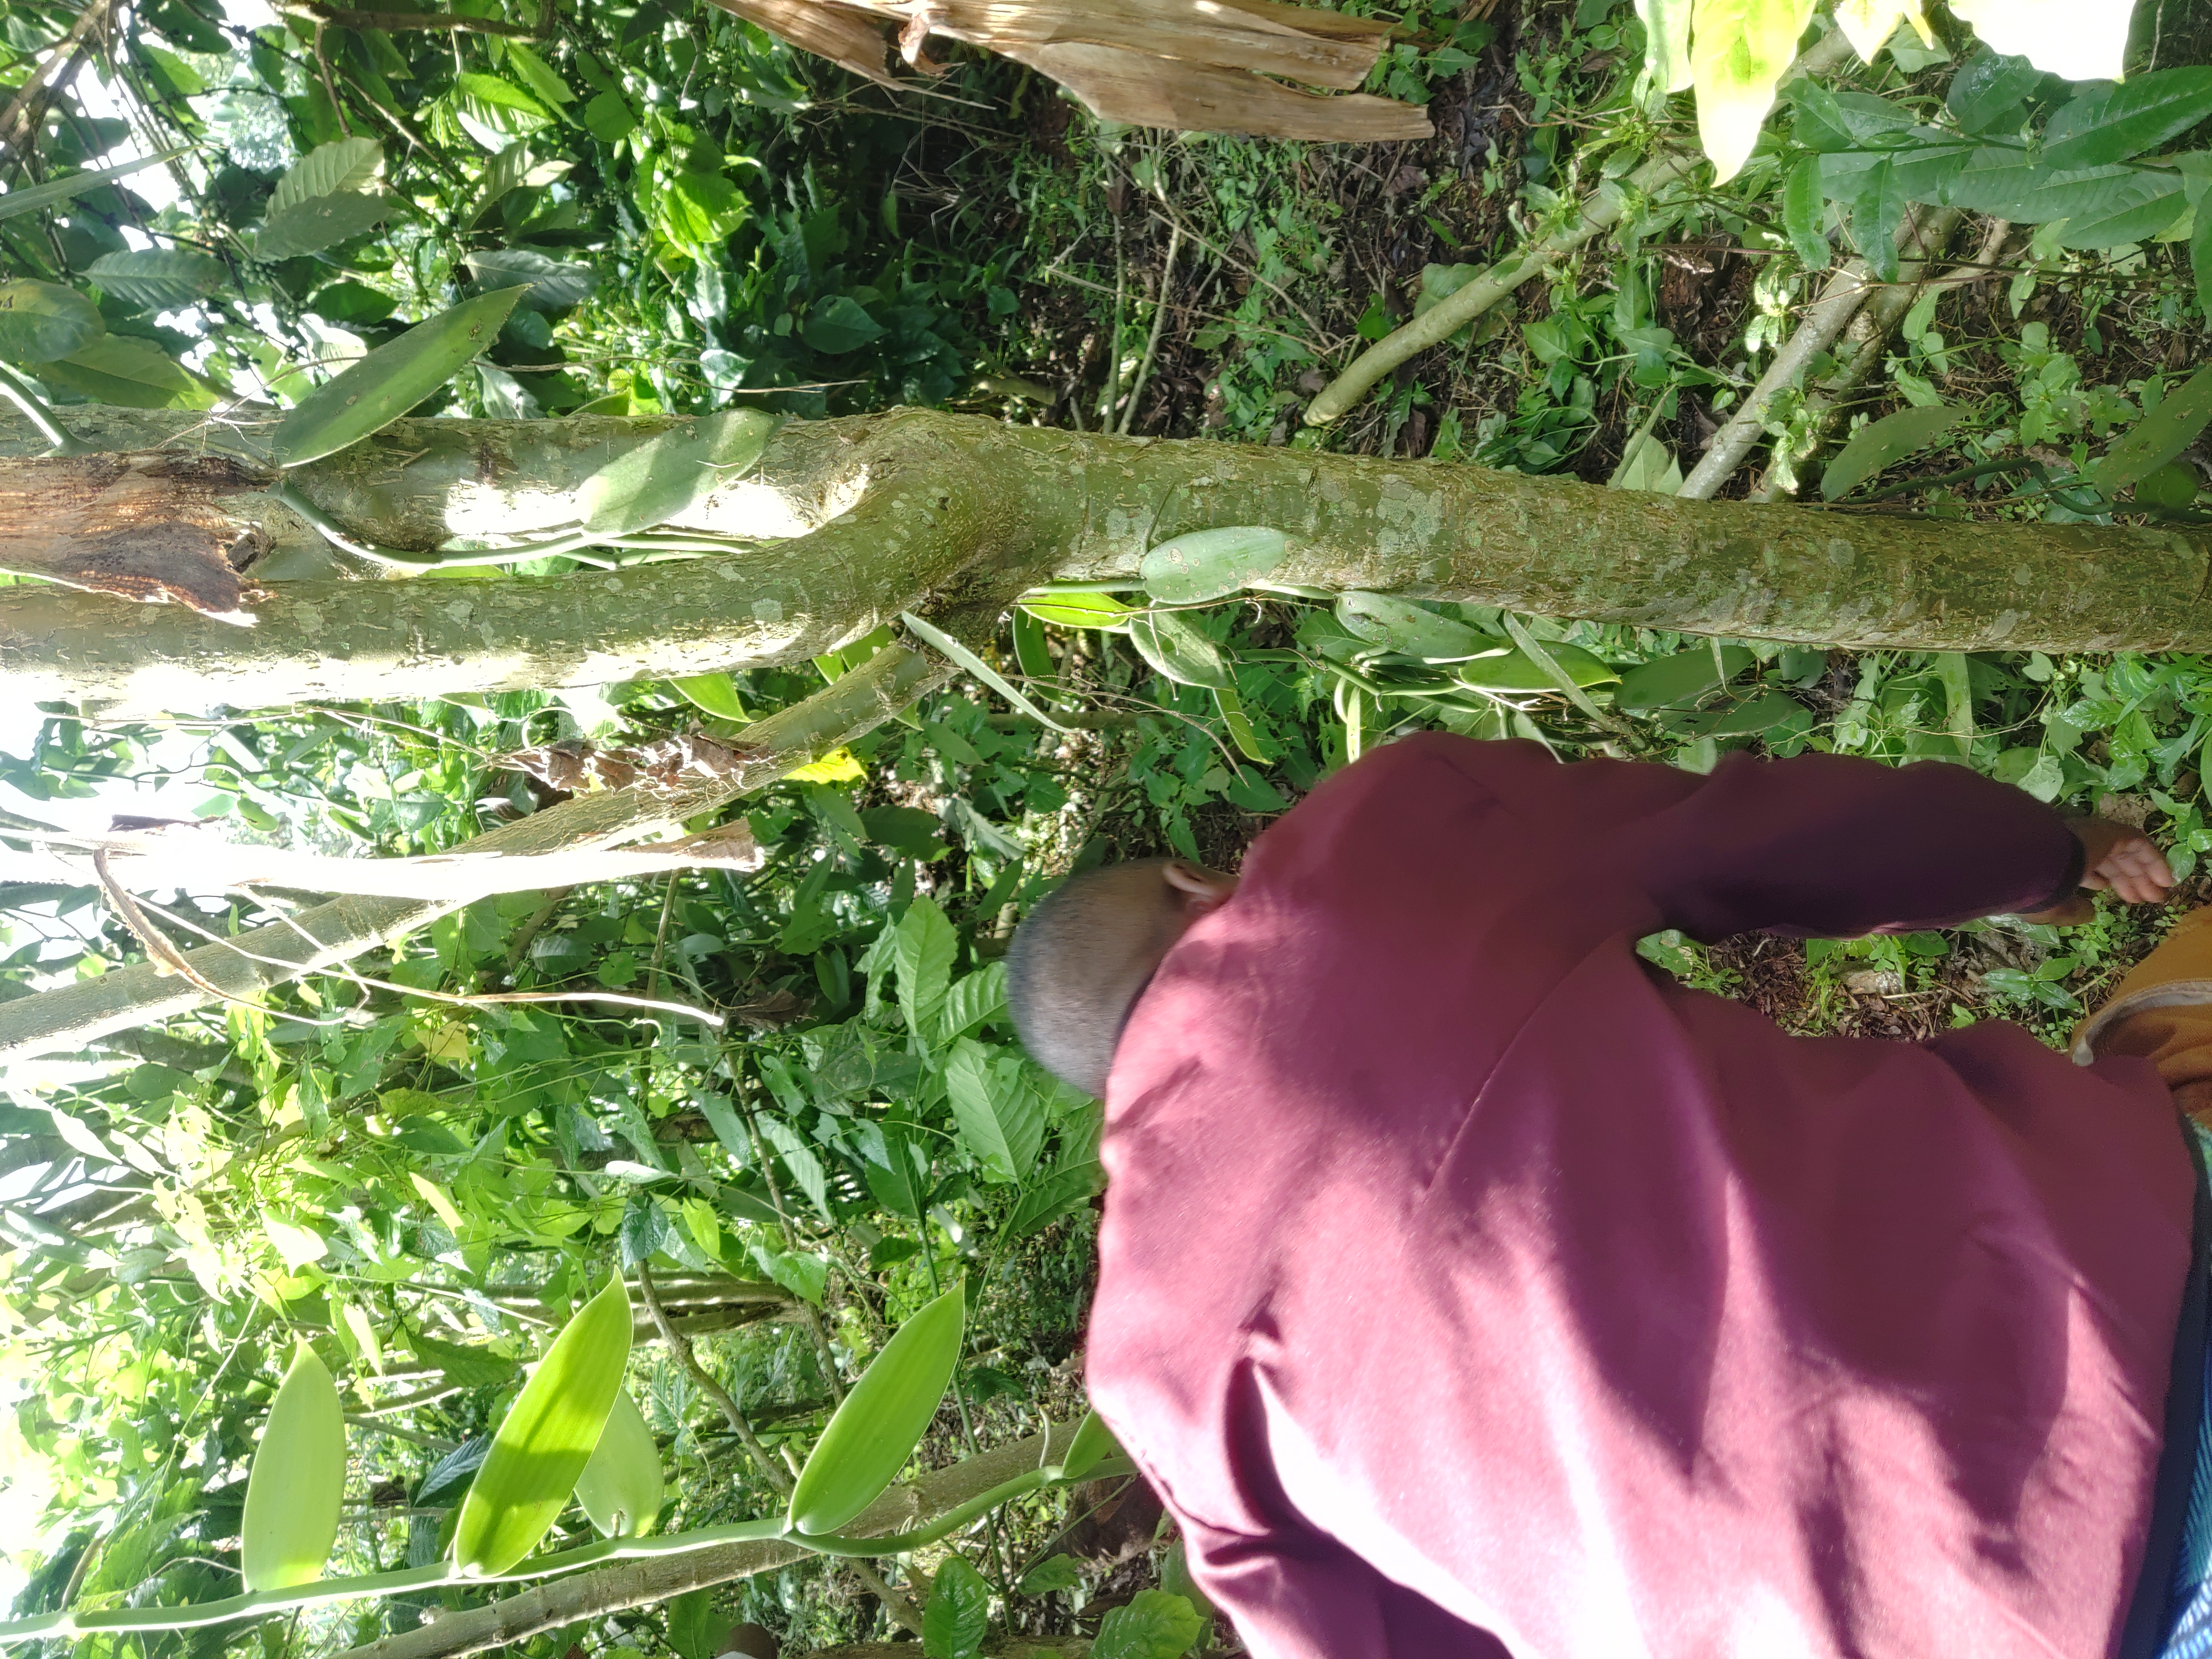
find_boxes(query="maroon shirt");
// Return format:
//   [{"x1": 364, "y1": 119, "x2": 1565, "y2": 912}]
[{"x1": 1087, "y1": 736, "x2": 2197, "y2": 1658}]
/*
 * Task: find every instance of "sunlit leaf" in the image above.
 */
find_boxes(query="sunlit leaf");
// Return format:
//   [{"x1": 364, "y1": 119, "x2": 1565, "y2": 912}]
[
  {"x1": 573, "y1": 1388, "x2": 662, "y2": 1537},
  {"x1": 2090, "y1": 364, "x2": 2212, "y2": 494},
  {"x1": 271, "y1": 287, "x2": 527, "y2": 466},
  {"x1": 1950, "y1": 0, "x2": 2134, "y2": 86},
  {"x1": 575, "y1": 410, "x2": 777, "y2": 535},
  {"x1": 267, "y1": 137, "x2": 383, "y2": 217},
  {"x1": 41, "y1": 336, "x2": 213, "y2": 409},
  {"x1": 1138, "y1": 526, "x2": 1287, "y2": 603},
  {"x1": 787, "y1": 1281, "x2": 964, "y2": 1535},
  {"x1": 922, "y1": 1555, "x2": 990, "y2": 1659},
  {"x1": 85, "y1": 248, "x2": 228, "y2": 310},
  {"x1": 1820, "y1": 403, "x2": 1966, "y2": 499},
  {"x1": 241, "y1": 1342, "x2": 345, "y2": 1591},
  {"x1": 1688, "y1": 0, "x2": 1815, "y2": 185},
  {"x1": 454, "y1": 1275, "x2": 633, "y2": 1575},
  {"x1": 0, "y1": 280, "x2": 101, "y2": 364}
]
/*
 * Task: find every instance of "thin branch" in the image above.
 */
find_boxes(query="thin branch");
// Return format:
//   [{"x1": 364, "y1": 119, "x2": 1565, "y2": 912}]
[
  {"x1": 0, "y1": 0, "x2": 121, "y2": 164},
  {"x1": 1117, "y1": 224, "x2": 1184, "y2": 439},
  {"x1": 635, "y1": 1264, "x2": 789, "y2": 1496}
]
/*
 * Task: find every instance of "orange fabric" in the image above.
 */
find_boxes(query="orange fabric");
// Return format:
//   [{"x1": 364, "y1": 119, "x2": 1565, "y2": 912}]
[{"x1": 2083, "y1": 905, "x2": 2212, "y2": 1128}]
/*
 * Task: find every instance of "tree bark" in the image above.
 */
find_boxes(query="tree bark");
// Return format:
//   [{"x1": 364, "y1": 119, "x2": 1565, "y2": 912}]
[
  {"x1": 7, "y1": 408, "x2": 2211, "y2": 713},
  {"x1": 331, "y1": 1420, "x2": 1082, "y2": 1659}
]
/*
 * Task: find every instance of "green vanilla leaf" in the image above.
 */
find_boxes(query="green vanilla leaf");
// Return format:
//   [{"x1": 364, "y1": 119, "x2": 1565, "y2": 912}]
[
  {"x1": 1138, "y1": 526, "x2": 1288, "y2": 604},
  {"x1": 1614, "y1": 643, "x2": 1756, "y2": 710},
  {"x1": 2090, "y1": 363, "x2": 2212, "y2": 495},
  {"x1": 573, "y1": 1387, "x2": 663, "y2": 1537},
  {"x1": 1335, "y1": 592, "x2": 1487, "y2": 660},
  {"x1": 1454, "y1": 643, "x2": 1619, "y2": 691},
  {"x1": 1128, "y1": 610, "x2": 1236, "y2": 689},
  {"x1": 1054, "y1": 1410, "x2": 1124, "y2": 1481},
  {"x1": 787, "y1": 1281, "x2": 965, "y2": 1535},
  {"x1": 1019, "y1": 589, "x2": 1134, "y2": 630},
  {"x1": 272, "y1": 288, "x2": 527, "y2": 467},
  {"x1": 575, "y1": 410, "x2": 777, "y2": 536},
  {"x1": 454, "y1": 1274, "x2": 633, "y2": 1575},
  {"x1": 1011, "y1": 606, "x2": 1056, "y2": 682},
  {"x1": 241, "y1": 1342, "x2": 346, "y2": 1592},
  {"x1": 901, "y1": 609, "x2": 1074, "y2": 730},
  {"x1": 670, "y1": 672, "x2": 750, "y2": 721},
  {"x1": 922, "y1": 1554, "x2": 991, "y2": 1659},
  {"x1": 1820, "y1": 403, "x2": 1966, "y2": 500},
  {"x1": 0, "y1": 149, "x2": 189, "y2": 224}
]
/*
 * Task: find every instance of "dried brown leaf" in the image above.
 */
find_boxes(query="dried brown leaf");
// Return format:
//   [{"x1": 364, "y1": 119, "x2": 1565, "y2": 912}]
[
  {"x1": 998, "y1": 39, "x2": 1432, "y2": 139},
  {"x1": 706, "y1": 0, "x2": 897, "y2": 84}
]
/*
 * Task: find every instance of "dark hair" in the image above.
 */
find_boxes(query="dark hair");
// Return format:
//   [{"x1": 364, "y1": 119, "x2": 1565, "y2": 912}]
[{"x1": 1004, "y1": 861, "x2": 1176, "y2": 1098}]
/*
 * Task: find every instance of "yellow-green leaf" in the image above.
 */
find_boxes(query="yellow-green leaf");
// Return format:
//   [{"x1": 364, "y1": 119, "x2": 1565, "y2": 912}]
[
  {"x1": 788, "y1": 1282, "x2": 964, "y2": 1535},
  {"x1": 573, "y1": 1388, "x2": 663, "y2": 1537},
  {"x1": 786, "y1": 747, "x2": 867, "y2": 784},
  {"x1": 575, "y1": 410, "x2": 778, "y2": 536},
  {"x1": 1019, "y1": 590, "x2": 1134, "y2": 630},
  {"x1": 1950, "y1": 0, "x2": 2129, "y2": 84},
  {"x1": 1689, "y1": 0, "x2": 1817, "y2": 185},
  {"x1": 455, "y1": 1275, "x2": 634, "y2": 1575},
  {"x1": 1053, "y1": 1410, "x2": 1123, "y2": 1482},
  {"x1": 410, "y1": 1171, "x2": 466, "y2": 1233},
  {"x1": 241, "y1": 1342, "x2": 346, "y2": 1591}
]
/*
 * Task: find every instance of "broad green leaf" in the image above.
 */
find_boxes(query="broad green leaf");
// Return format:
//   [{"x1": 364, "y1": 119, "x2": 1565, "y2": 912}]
[
  {"x1": 1950, "y1": 0, "x2": 2128, "y2": 83},
  {"x1": 0, "y1": 280, "x2": 101, "y2": 364},
  {"x1": 940, "y1": 962, "x2": 1008, "y2": 1040},
  {"x1": 1783, "y1": 155, "x2": 1829, "y2": 269},
  {"x1": 241, "y1": 1342, "x2": 345, "y2": 1591},
  {"x1": 1020, "y1": 589, "x2": 1134, "y2": 629},
  {"x1": 665, "y1": 1590, "x2": 734, "y2": 1659},
  {"x1": 272, "y1": 287, "x2": 526, "y2": 466},
  {"x1": 1129, "y1": 610, "x2": 1235, "y2": 690},
  {"x1": 576, "y1": 410, "x2": 778, "y2": 535},
  {"x1": 671, "y1": 672, "x2": 750, "y2": 721},
  {"x1": 1091, "y1": 1589, "x2": 1204, "y2": 1659},
  {"x1": 584, "y1": 89, "x2": 638, "y2": 144},
  {"x1": 2051, "y1": 175, "x2": 2189, "y2": 249},
  {"x1": 1138, "y1": 526, "x2": 1288, "y2": 603},
  {"x1": 2042, "y1": 68, "x2": 2212, "y2": 172},
  {"x1": 573, "y1": 1388, "x2": 663, "y2": 1537},
  {"x1": 41, "y1": 336, "x2": 213, "y2": 409},
  {"x1": 1704, "y1": 690, "x2": 1809, "y2": 737},
  {"x1": 864, "y1": 1130, "x2": 931, "y2": 1221},
  {"x1": 267, "y1": 137, "x2": 383, "y2": 218},
  {"x1": 1011, "y1": 607, "x2": 1056, "y2": 681},
  {"x1": 1848, "y1": 157, "x2": 1906, "y2": 283},
  {"x1": 787, "y1": 1281, "x2": 964, "y2": 1535},
  {"x1": 804, "y1": 294, "x2": 884, "y2": 353},
  {"x1": 1947, "y1": 48, "x2": 2044, "y2": 136},
  {"x1": 1633, "y1": 0, "x2": 1693, "y2": 95},
  {"x1": 258, "y1": 190, "x2": 395, "y2": 259},
  {"x1": 861, "y1": 804, "x2": 946, "y2": 858},
  {"x1": 1001, "y1": 1157, "x2": 1104, "y2": 1238},
  {"x1": 658, "y1": 169, "x2": 748, "y2": 248},
  {"x1": 785, "y1": 748, "x2": 866, "y2": 783},
  {"x1": 1615, "y1": 643, "x2": 1756, "y2": 709},
  {"x1": 453, "y1": 71, "x2": 555, "y2": 147},
  {"x1": 1688, "y1": 0, "x2": 1816, "y2": 185},
  {"x1": 1018, "y1": 1554, "x2": 1084, "y2": 1597},
  {"x1": 894, "y1": 895, "x2": 957, "y2": 1036},
  {"x1": 467, "y1": 248, "x2": 598, "y2": 311},
  {"x1": 86, "y1": 248, "x2": 227, "y2": 310},
  {"x1": 466, "y1": 143, "x2": 536, "y2": 228},
  {"x1": 454, "y1": 1275, "x2": 633, "y2": 1575},
  {"x1": 1820, "y1": 403, "x2": 1966, "y2": 499},
  {"x1": 1609, "y1": 430, "x2": 1682, "y2": 493},
  {"x1": 758, "y1": 1113, "x2": 833, "y2": 1220},
  {"x1": 946, "y1": 1039, "x2": 1045, "y2": 1182},
  {"x1": 407, "y1": 1332, "x2": 518, "y2": 1388},
  {"x1": 750, "y1": 1240, "x2": 830, "y2": 1304},
  {"x1": 1335, "y1": 592, "x2": 1486, "y2": 659},
  {"x1": 1454, "y1": 643, "x2": 1620, "y2": 691},
  {"x1": 2089, "y1": 363, "x2": 2212, "y2": 494},
  {"x1": 504, "y1": 43, "x2": 575, "y2": 107},
  {"x1": 922, "y1": 1555, "x2": 991, "y2": 1659},
  {"x1": 309, "y1": 280, "x2": 397, "y2": 325},
  {"x1": 0, "y1": 149, "x2": 187, "y2": 223}
]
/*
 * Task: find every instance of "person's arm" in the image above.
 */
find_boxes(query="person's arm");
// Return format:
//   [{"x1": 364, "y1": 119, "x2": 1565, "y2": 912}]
[
  {"x1": 1417, "y1": 736, "x2": 2167, "y2": 940},
  {"x1": 1608, "y1": 749, "x2": 2174, "y2": 940}
]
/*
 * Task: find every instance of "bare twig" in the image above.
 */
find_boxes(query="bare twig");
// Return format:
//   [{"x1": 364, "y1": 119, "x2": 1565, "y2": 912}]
[
  {"x1": 0, "y1": 0, "x2": 121, "y2": 164},
  {"x1": 1117, "y1": 225, "x2": 1184, "y2": 438},
  {"x1": 635, "y1": 1264, "x2": 790, "y2": 1496}
]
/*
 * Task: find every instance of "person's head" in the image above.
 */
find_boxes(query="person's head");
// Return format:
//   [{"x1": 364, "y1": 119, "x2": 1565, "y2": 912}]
[{"x1": 1005, "y1": 858, "x2": 1239, "y2": 1097}]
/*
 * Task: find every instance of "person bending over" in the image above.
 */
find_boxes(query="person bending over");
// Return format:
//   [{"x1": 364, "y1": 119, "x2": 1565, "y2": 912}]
[{"x1": 1005, "y1": 733, "x2": 2212, "y2": 1659}]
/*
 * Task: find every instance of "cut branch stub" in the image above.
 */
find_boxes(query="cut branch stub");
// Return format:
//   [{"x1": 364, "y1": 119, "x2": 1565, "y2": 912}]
[{"x1": 0, "y1": 450, "x2": 270, "y2": 622}]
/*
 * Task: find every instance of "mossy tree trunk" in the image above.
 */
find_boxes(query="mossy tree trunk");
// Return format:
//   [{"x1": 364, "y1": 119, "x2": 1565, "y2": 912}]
[{"x1": 4, "y1": 403, "x2": 2209, "y2": 1061}]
